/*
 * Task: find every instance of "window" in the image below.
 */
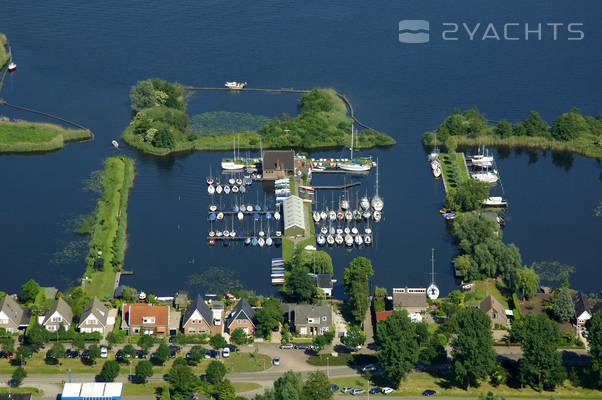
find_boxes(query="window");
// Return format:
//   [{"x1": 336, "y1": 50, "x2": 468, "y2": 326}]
[
  {"x1": 238, "y1": 320, "x2": 243, "y2": 324},
  {"x1": 143, "y1": 329, "x2": 154, "y2": 335},
  {"x1": 52, "y1": 316, "x2": 62, "y2": 322},
  {"x1": 188, "y1": 328, "x2": 196, "y2": 334},
  {"x1": 200, "y1": 328, "x2": 206, "y2": 334},
  {"x1": 142, "y1": 316, "x2": 155, "y2": 324},
  {"x1": 133, "y1": 328, "x2": 140, "y2": 334},
  {"x1": 307, "y1": 318, "x2": 316, "y2": 324},
  {"x1": 320, "y1": 327, "x2": 329, "y2": 333},
  {"x1": 0, "y1": 319, "x2": 8, "y2": 324}
]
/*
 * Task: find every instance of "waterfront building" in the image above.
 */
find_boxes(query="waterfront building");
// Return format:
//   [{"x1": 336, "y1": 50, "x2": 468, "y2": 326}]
[
  {"x1": 283, "y1": 195, "x2": 305, "y2": 236},
  {"x1": 182, "y1": 295, "x2": 212, "y2": 335},
  {"x1": 284, "y1": 303, "x2": 333, "y2": 335},
  {"x1": 39, "y1": 298, "x2": 72, "y2": 331},
  {"x1": 79, "y1": 297, "x2": 113, "y2": 334},
  {"x1": 225, "y1": 298, "x2": 257, "y2": 335},
  {"x1": 262, "y1": 150, "x2": 295, "y2": 179},
  {"x1": 0, "y1": 295, "x2": 29, "y2": 333},
  {"x1": 392, "y1": 287, "x2": 428, "y2": 314},
  {"x1": 121, "y1": 302, "x2": 170, "y2": 336},
  {"x1": 480, "y1": 295, "x2": 509, "y2": 328}
]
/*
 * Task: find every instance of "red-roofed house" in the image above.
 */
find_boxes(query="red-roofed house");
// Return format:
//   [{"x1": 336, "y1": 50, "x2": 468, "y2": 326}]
[{"x1": 121, "y1": 303, "x2": 170, "y2": 336}]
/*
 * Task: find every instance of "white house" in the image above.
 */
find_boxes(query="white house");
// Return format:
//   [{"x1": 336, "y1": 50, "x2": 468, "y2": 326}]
[
  {"x1": 79, "y1": 297, "x2": 111, "y2": 334},
  {"x1": 39, "y1": 298, "x2": 73, "y2": 331},
  {"x1": 573, "y1": 292, "x2": 592, "y2": 326}
]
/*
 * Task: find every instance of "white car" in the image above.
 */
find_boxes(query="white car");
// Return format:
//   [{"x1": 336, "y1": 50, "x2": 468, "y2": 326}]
[
  {"x1": 100, "y1": 347, "x2": 108, "y2": 358},
  {"x1": 361, "y1": 364, "x2": 377, "y2": 372},
  {"x1": 273, "y1": 356, "x2": 280, "y2": 366},
  {"x1": 222, "y1": 347, "x2": 230, "y2": 358},
  {"x1": 381, "y1": 387, "x2": 394, "y2": 395},
  {"x1": 351, "y1": 388, "x2": 365, "y2": 395}
]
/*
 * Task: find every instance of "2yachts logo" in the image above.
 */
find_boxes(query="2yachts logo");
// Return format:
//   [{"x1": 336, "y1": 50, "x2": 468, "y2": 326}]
[{"x1": 399, "y1": 20, "x2": 585, "y2": 43}]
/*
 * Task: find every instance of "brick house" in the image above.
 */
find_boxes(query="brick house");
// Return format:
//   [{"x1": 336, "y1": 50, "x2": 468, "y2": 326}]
[
  {"x1": 39, "y1": 298, "x2": 73, "y2": 332},
  {"x1": 182, "y1": 296, "x2": 212, "y2": 335},
  {"x1": 0, "y1": 295, "x2": 29, "y2": 333},
  {"x1": 225, "y1": 298, "x2": 257, "y2": 335},
  {"x1": 121, "y1": 303, "x2": 170, "y2": 336},
  {"x1": 78, "y1": 297, "x2": 110, "y2": 334}
]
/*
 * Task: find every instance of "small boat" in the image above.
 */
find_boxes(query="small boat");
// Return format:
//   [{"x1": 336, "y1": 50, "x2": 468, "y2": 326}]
[
  {"x1": 228, "y1": 178, "x2": 235, "y2": 185},
  {"x1": 209, "y1": 231, "x2": 215, "y2": 237},
  {"x1": 209, "y1": 238, "x2": 215, "y2": 246},
  {"x1": 345, "y1": 234, "x2": 354, "y2": 247},
  {"x1": 345, "y1": 211, "x2": 353, "y2": 221},
  {"x1": 275, "y1": 231, "x2": 282, "y2": 237},
  {"x1": 442, "y1": 212, "x2": 457, "y2": 220},
  {"x1": 208, "y1": 213, "x2": 217, "y2": 221},
  {"x1": 433, "y1": 165, "x2": 442, "y2": 178},
  {"x1": 371, "y1": 195, "x2": 384, "y2": 212},
  {"x1": 471, "y1": 153, "x2": 494, "y2": 168},
  {"x1": 430, "y1": 160, "x2": 440, "y2": 171},
  {"x1": 351, "y1": 226, "x2": 358, "y2": 235},
  {"x1": 233, "y1": 204, "x2": 239, "y2": 212},
  {"x1": 229, "y1": 231, "x2": 236, "y2": 238},
  {"x1": 207, "y1": 177, "x2": 214, "y2": 185},
  {"x1": 355, "y1": 235, "x2": 363, "y2": 246},
  {"x1": 274, "y1": 211, "x2": 281, "y2": 221},
  {"x1": 327, "y1": 234, "x2": 335, "y2": 246},
  {"x1": 255, "y1": 204, "x2": 261, "y2": 211},
  {"x1": 236, "y1": 178, "x2": 243, "y2": 185},
  {"x1": 329, "y1": 226, "x2": 336, "y2": 235},
  {"x1": 320, "y1": 211, "x2": 327, "y2": 221},
  {"x1": 313, "y1": 211, "x2": 321, "y2": 223},
  {"x1": 225, "y1": 81, "x2": 248, "y2": 90},
  {"x1": 337, "y1": 211, "x2": 344, "y2": 221},
  {"x1": 259, "y1": 231, "x2": 265, "y2": 237},
  {"x1": 320, "y1": 226, "x2": 328, "y2": 235},
  {"x1": 223, "y1": 238, "x2": 230, "y2": 247},
  {"x1": 344, "y1": 227, "x2": 351, "y2": 235},
  {"x1": 461, "y1": 283, "x2": 473, "y2": 291},
  {"x1": 471, "y1": 171, "x2": 499, "y2": 183},
  {"x1": 364, "y1": 234, "x2": 372, "y2": 245},
  {"x1": 341, "y1": 199, "x2": 350, "y2": 210},
  {"x1": 239, "y1": 185, "x2": 246, "y2": 193},
  {"x1": 335, "y1": 234, "x2": 344, "y2": 246},
  {"x1": 373, "y1": 210, "x2": 382, "y2": 222},
  {"x1": 216, "y1": 184, "x2": 223, "y2": 194},
  {"x1": 253, "y1": 213, "x2": 260, "y2": 220},
  {"x1": 353, "y1": 210, "x2": 362, "y2": 221},
  {"x1": 336, "y1": 228, "x2": 343, "y2": 235},
  {"x1": 224, "y1": 185, "x2": 231, "y2": 194},
  {"x1": 112, "y1": 140, "x2": 119, "y2": 149},
  {"x1": 363, "y1": 210, "x2": 371, "y2": 220},
  {"x1": 8, "y1": 62, "x2": 17, "y2": 72},
  {"x1": 217, "y1": 212, "x2": 224, "y2": 221},
  {"x1": 251, "y1": 237, "x2": 258, "y2": 246},
  {"x1": 222, "y1": 160, "x2": 245, "y2": 170},
  {"x1": 300, "y1": 185, "x2": 315, "y2": 192},
  {"x1": 244, "y1": 238, "x2": 251, "y2": 246},
  {"x1": 245, "y1": 178, "x2": 253, "y2": 185},
  {"x1": 265, "y1": 212, "x2": 272, "y2": 220},
  {"x1": 275, "y1": 188, "x2": 290, "y2": 195},
  {"x1": 329, "y1": 211, "x2": 337, "y2": 221},
  {"x1": 482, "y1": 197, "x2": 508, "y2": 207},
  {"x1": 317, "y1": 234, "x2": 326, "y2": 246},
  {"x1": 247, "y1": 205, "x2": 253, "y2": 212},
  {"x1": 223, "y1": 229, "x2": 230, "y2": 237},
  {"x1": 216, "y1": 230, "x2": 223, "y2": 237},
  {"x1": 266, "y1": 237, "x2": 273, "y2": 247},
  {"x1": 360, "y1": 196, "x2": 370, "y2": 210},
  {"x1": 365, "y1": 227, "x2": 372, "y2": 234},
  {"x1": 258, "y1": 237, "x2": 265, "y2": 247},
  {"x1": 232, "y1": 185, "x2": 239, "y2": 193},
  {"x1": 208, "y1": 185, "x2": 215, "y2": 195},
  {"x1": 209, "y1": 204, "x2": 217, "y2": 212},
  {"x1": 274, "y1": 237, "x2": 282, "y2": 247}
]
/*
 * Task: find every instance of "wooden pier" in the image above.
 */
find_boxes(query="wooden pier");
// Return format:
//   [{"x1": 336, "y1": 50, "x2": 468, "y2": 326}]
[
  {"x1": 207, "y1": 210, "x2": 278, "y2": 215},
  {"x1": 313, "y1": 182, "x2": 361, "y2": 190}
]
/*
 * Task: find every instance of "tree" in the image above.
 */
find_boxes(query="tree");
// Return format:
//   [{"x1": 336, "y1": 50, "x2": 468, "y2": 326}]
[
  {"x1": 588, "y1": 311, "x2": 602, "y2": 388},
  {"x1": 87, "y1": 344, "x2": 101, "y2": 364},
  {"x1": 343, "y1": 257, "x2": 374, "y2": 325},
  {"x1": 312, "y1": 332, "x2": 334, "y2": 352},
  {"x1": 514, "y1": 267, "x2": 540, "y2": 299},
  {"x1": 280, "y1": 266, "x2": 318, "y2": 303},
  {"x1": 135, "y1": 360, "x2": 154, "y2": 383},
  {"x1": 552, "y1": 287, "x2": 575, "y2": 323},
  {"x1": 210, "y1": 334, "x2": 227, "y2": 350},
  {"x1": 24, "y1": 320, "x2": 48, "y2": 349},
  {"x1": 206, "y1": 360, "x2": 227, "y2": 384},
  {"x1": 552, "y1": 108, "x2": 589, "y2": 141},
  {"x1": 106, "y1": 331, "x2": 124, "y2": 347},
  {"x1": 100, "y1": 360, "x2": 120, "y2": 382},
  {"x1": 138, "y1": 335, "x2": 154, "y2": 352},
  {"x1": 445, "y1": 136, "x2": 458, "y2": 153},
  {"x1": 0, "y1": 337, "x2": 14, "y2": 353},
  {"x1": 495, "y1": 120, "x2": 512, "y2": 138},
  {"x1": 168, "y1": 359, "x2": 200, "y2": 397},
  {"x1": 52, "y1": 342, "x2": 65, "y2": 359},
  {"x1": 450, "y1": 307, "x2": 496, "y2": 389},
  {"x1": 123, "y1": 344, "x2": 136, "y2": 359},
  {"x1": 72, "y1": 334, "x2": 86, "y2": 351},
  {"x1": 522, "y1": 111, "x2": 549, "y2": 137},
  {"x1": 341, "y1": 325, "x2": 366, "y2": 350},
  {"x1": 122, "y1": 286, "x2": 138, "y2": 302},
  {"x1": 215, "y1": 378, "x2": 236, "y2": 400},
  {"x1": 188, "y1": 345, "x2": 204, "y2": 364},
  {"x1": 20, "y1": 279, "x2": 40, "y2": 304},
  {"x1": 376, "y1": 310, "x2": 420, "y2": 388},
  {"x1": 303, "y1": 371, "x2": 332, "y2": 400},
  {"x1": 130, "y1": 80, "x2": 156, "y2": 112},
  {"x1": 153, "y1": 343, "x2": 170, "y2": 365},
  {"x1": 11, "y1": 366, "x2": 27, "y2": 386},
  {"x1": 517, "y1": 314, "x2": 563, "y2": 390},
  {"x1": 448, "y1": 179, "x2": 490, "y2": 211},
  {"x1": 255, "y1": 298, "x2": 284, "y2": 337},
  {"x1": 230, "y1": 328, "x2": 250, "y2": 345},
  {"x1": 273, "y1": 371, "x2": 303, "y2": 400},
  {"x1": 15, "y1": 346, "x2": 32, "y2": 365}
]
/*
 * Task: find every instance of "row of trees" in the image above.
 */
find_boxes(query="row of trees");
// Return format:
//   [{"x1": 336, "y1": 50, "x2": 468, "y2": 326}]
[{"x1": 252, "y1": 370, "x2": 332, "y2": 400}]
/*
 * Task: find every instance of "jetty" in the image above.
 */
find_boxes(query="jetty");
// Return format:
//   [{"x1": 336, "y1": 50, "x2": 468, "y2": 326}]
[{"x1": 313, "y1": 182, "x2": 361, "y2": 190}]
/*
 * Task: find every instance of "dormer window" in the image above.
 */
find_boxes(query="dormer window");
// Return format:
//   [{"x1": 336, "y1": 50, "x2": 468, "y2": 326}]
[
  {"x1": 321, "y1": 316, "x2": 327, "y2": 321},
  {"x1": 307, "y1": 317, "x2": 317, "y2": 324},
  {"x1": 142, "y1": 316, "x2": 155, "y2": 324}
]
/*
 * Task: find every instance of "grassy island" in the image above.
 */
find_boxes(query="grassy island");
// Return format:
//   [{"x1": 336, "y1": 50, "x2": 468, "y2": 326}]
[
  {"x1": 0, "y1": 33, "x2": 9, "y2": 69},
  {"x1": 0, "y1": 120, "x2": 92, "y2": 153},
  {"x1": 122, "y1": 78, "x2": 395, "y2": 156},
  {"x1": 83, "y1": 156, "x2": 135, "y2": 299},
  {"x1": 424, "y1": 107, "x2": 602, "y2": 161}
]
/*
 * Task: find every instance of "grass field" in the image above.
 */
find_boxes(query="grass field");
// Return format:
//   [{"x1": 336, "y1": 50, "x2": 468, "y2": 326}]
[
  {"x1": 464, "y1": 278, "x2": 509, "y2": 309},
  {"x1": 0, "y1": 121, "x2": 92, "y2": 153},
  {"x1": 0, "y1": 387, "x2": 43, "y2": 397},
  {"x1": 122, "y1": 382, "x2": 260, "y2": 396},
  {"x1": 232, "y1": 382, "x2": 262, "y2": 393},
  {"x1": 439, "y1": 152, "x2": 469, "y2": 192},
  {"x1": 83, "y1": 156, "x2": 135, "y2": 299},
  {"x1": 331, "y1": 372, "x2": 602, "y2": 398}
]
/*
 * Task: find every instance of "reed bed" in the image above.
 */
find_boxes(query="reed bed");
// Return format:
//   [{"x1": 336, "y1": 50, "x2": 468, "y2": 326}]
[{"x1": 0, "y1": 120, "x2": 91, "y2": 153}]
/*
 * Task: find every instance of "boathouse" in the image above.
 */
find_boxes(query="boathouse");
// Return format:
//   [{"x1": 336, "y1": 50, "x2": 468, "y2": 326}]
[
  {"x1": 262, "y1": 150, "x2": 295, "y2": 179},
  {"x1": 283, "y1": 195, "x2": 305, "y2": 236}
]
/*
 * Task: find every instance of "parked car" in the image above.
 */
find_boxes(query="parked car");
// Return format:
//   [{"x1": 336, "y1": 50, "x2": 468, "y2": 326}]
[
  {"x1": 7, "y1": 352, "x2": 14, "y2": 359},
  {"x1": 100, "y1": 347, "x2": 108, "y2": 358},
  {"x1": 272, "y1": 325, "x2": 280, "y2": 332},
  {"x1": 423, "y1": 390, "x2": 437, "y2": 396},
  {"x1": 67, "y1": 349, "x2": 79, "y2": 359},
  {"x1": 224, "y1": 344, "x2": 238, "y2": 353},
  {"x1": 294, "y1": 344, "x2": 308, "y2": 350},
  {"x1": 328, "y1": 384, "x2": 339, "y2": 392},
  {"x1": 169, "y1": 345, "x2": 181, "y2": 353},
  {"x1": 45, "y1": 350, "x2": 54, "y2": 359},
  {"x1": 0, "y1": 351, "x2": 7, "y2": 358},
  {"x1": 81, "y1": 350, "x2": 90, "y2": 359},
  {"x1": 204, "y1": 350, "x2": 212, "y2": 359},
  {"x1": 136, "y1": 350, "x2": 148, "y2": 359},
  {"x1": 170, "y1": 349, "x2": 177, "y2": 358},
  {"x1": 211, "y1": 350, "x2": 221, "y2": 359},
  {"x1": 222, "y1": 347, "x2": 230, "y2": 358},
  {"x1": 361, "y1": 364, "x2": 377, "y2": 372},
  {"x1": 116, "y1": 350, "x2": 124, "y2": 360},
  {"x1": 273, "y1": 356, "x2": 280, "y2": 366},
  {"x1": 279, "y1": 343, "x2": 294, "y2": 349},
  {"x1": 369, "y1": 388, "x2": 382, "y2": 394},
  {"x1": 381, "y1": 387, "x2": 394, "y2": 395},
  {"x1": 351, "y1": 388, "x2": 366, "y2": 395},
  {"x1": 341, "y1": 387, "x2": 353, "y2": 393}
]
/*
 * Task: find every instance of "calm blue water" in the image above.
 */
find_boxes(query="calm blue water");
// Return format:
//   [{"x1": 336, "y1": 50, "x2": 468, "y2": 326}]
[{"x1": 0, "y1": 0, "x2": 600, "y2": 297}]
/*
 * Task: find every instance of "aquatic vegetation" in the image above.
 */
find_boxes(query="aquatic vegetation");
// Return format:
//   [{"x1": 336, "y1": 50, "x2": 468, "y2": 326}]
[
  {"x1": 187, "y1": 267, "x2": 242, "y2": 294},
  {"x1": 531, "y1": 261, "x2": 575, "y2": 283},
  {"x1": 189, "y1": 111, "x2": 271, "y2": 136},
  {"x1": 50, "y1": 239, "x2": 88, "y2": 265}
]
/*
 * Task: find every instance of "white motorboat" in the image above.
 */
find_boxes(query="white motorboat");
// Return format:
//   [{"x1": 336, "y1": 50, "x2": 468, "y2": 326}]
[
  {"x1": 344, "y1": 227, "x2": 350, "y2": 235},
  {"x1": 274, "y1": 211, "x2": 281, "y2": 220},
  {"x1": 364, "y1": 234, "x2": 372, "y2": 245},
  {"x1": 258, "y1": 237, "x2": 265, "y2": 247},
  {"x1": 320, "y1": 211, "x2": 327, "y2": 221},
  {"x1": 223, "y1": 229, "x2": 230, "y2": 237},
  {"x1": 335, "y1": 234, "x2": 344, "y2": 246},
  {"x1": 247, "y1": 205, "x2": 253, "y2": 212},
  {"x1": 229, "y1": 231, "x2": 236, "y2": 238},
  {"x1": 225, "y1": 81, "x2": 248, "y2": 89},
  {"x1": 216, "y1": 230, "x2": 223, "y2": 237},
  {"x1": 237, "y1": 211, "x2": 244, "y2": 221},
  {"x1": 363, "y1": 210, "x2": 371, "y2": 220},
  {"x1": 216, "y1": 184, "x2": 223, "y2": 194},
  {"x1": 341, "y1": 199, "x2": 350, "y2": 210},
  {"x1": 232, "y1": 185, "x2": 239, "y2": 193},
  {"x1": 471, "y1": 171, "x2": 499, "y2": 183},
  {"x1": 354, "y1": 235, "x2": 363, "y2": 246},
  {"x1": 373, "y1": 210, "x2": 382, "y2": 222},
  {"x1": 360, "y1": 196, "x2": 370, "y2": 210},
  {"x1": 259, "y1": 231, "x2": 265, "y2": 237},
  {"x1": 344, "y1": 234, "x2": 354, "y2": 247},
  {"x1": 327, "y1": 234, "x2": 335, "y2": 246},
  {"x1": 351, "y1": 226, "x2": 359, "y2": 235},
  {"x1": 275, "y1": 230, "x2": 282, "y2": 237},
  {"x1": 345, "y1": 211, "x2": 353, "y2": 221},
  {"x1": 320, "y1": 226, "x2": 328, "y2": 235},
  {"x1": 317, "y1": 234, "x2": 326, "y2": 246},
  {"x1": 430, "y1": 160, "x2": 440, "y2": 171},
  {"x1": 433, "y1": 165, "x2": 442, "y2": 178},
  {"x1": 209, "y1": 204, "x2": 217, "y2": 212},
  {"x1": 8, "y1": 62, "x2": 17, "y2": 72},
  {"x1": 364, "y1": 227, "x2": 372, "y2": 234},
  {"x1": 208, "y1": 185, "x2": 215, "y2": 194},
  {"x1": 482, "y1": 196, "x2": 508, "y2": 207},
  {"x1": 329, "y1": 211, "x2": 337, "y2": 221},
  {"x1": 112, "y1": 140, "x2": 119, "y2": 149},
  {"x1": 209, "y1": 231, "x2": 215, "y2": 237},
  {"x1": 266, "y1": 237, "x2": 273, "y2": 247},
  {"x1": 336, "y1": 228, "x2": 343, "y2": 235},
  {"x1": 223, "y1": 185, "x2": 231, "y2": 194},
  {"x1": 228, "y1": 178, "x2": 236, "y2": 185},
  {"x1": 313, "y1": 211, "x2": 321, "y2": 223},
  {"x1": 217, "y1": 212, "x2": 224, "y2": 221},
  {"x1": 207, "y1": 177, "x2": 214, "y2": 185}
]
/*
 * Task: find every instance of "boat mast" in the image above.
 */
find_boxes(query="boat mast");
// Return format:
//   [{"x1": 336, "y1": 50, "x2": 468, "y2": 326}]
[
  {"x1": 431, "y1": 248, "x2": 435, "y2": 285},
  {"x1": 350, "y1": 125, "x2": 354, "y2": 161},
  {"x1": 375, "y1": 158, "x2": 379, "y2": 197}
]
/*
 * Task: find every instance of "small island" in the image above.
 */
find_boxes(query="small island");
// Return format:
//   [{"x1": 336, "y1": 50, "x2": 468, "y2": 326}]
[
  {"x1": 0, "y1": 119, "x2": 92, "y2": 153},
  {"x1": 0, "y1": 33, "x2": 9, "y2": 70},
  {"x1": 122, "y1": 78, "x2": 395, "y2": 156},
  {"x1": 424, "y1": 107, "x2": 602, "y2": 161}
]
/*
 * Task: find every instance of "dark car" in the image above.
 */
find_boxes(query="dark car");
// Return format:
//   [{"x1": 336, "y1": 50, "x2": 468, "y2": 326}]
[
  {"x1": 328, "y1": 384, "x2": 339, "y2": 392},
  {"x1": 211, "y1": 350, "x2": 221, "y2": 359},
  {"x1": 272, "y1": 325, "x2": 280, "y2": 332},
  {"x1": 136, "y1": 350, "x2": 148, "y2": 359},
  {"x1": 68, "y1": 350, "x2": 79, "y2": 358},
  {"x1": 369, "y1": 388, "x2": 382, "y2": 394},
  {"x1": 116, "y1": 350, "x2": 125, "y2": 360},
  {"x1": 45, "y1": 350, "x2": 54, "y2": 359},
  {"x1": 294, "y1": 344, "x2": 308, "y2": 350},
  {"x1": 423, "y1": 390, "x2": 436, "y2": 396},
  {"x1": 170, "y1": 349, "x2": 177, "y2": 358},
  {"x1": 224, "y1": 344, "x2": 238, "y2": 353},
  {"x1": 0, "y1": 351, "x2": 6, "y2": 358},
  {"x1": 81, "y1": 350, "x2": 90, "y2": 359},
  {"x1": 169, "y1": 345, "x2": 181, "y2": 353}
]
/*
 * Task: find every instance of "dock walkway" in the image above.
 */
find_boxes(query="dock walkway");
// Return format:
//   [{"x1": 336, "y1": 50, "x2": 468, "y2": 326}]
[{"x1": 313, "y1": 182, "x2": 361, "y2": 190}]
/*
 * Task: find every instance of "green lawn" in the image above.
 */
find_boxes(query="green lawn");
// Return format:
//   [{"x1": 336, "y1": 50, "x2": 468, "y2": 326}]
[
  {"x1": 439, "y1": 152, "x2": 469, "y2": 191},
  {"x1": 122, "y1": 383, "x2": 164, "y2": 396},
  {"x1": 0, "y1": 121, "x2": 91, "y2": 152},
  {"x1": 464, "y1": 278, "x2": 509, "y2": 309},
  {"x1": 232, "y1": 382, "x2": 262, "y2": 393},
  {"x1": 331, "y1": 372, "x2": 602, "y2": 398},
  {"x1": 0, "y1": 387, "x2": 43, "y2": 397}
]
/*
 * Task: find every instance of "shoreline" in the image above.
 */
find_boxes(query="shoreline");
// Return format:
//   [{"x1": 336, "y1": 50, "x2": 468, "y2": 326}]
[{"x1": 0, "y1": 120, "x2": 92, "y2": 153}]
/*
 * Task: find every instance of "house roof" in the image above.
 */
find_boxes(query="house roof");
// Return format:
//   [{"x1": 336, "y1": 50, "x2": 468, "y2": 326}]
[
  {"x1": 212, "y1": 301, "x2": 225, "y2": 310},
  {"x1": 122, "y1": 303, "x2": 169, "y2": 327},
  {"x1": 0, "y1": 295, "x2": 29, "y2": 327},
  {"x1": 392, "y1": 288, "x2": 428, "y2": 309},
  {"x1": 183, "y1": 295, "x2": 213, "y2": 326},
  {"x1": 480, "y1": 295, "x2": 506, "y2": 314},
  {"x1": 114, "y1": 285, "x2": 126, "y2": 298},
  {"x1": 283, "y1": 195, "x2": 305, "y2": 232},
  {"x1": 79, "y1": 297, "x2": 109, "y2": 328},
  {"x1": 573, "y1": 292, "x2": 591, "y2": 318},
  {"x1": 287, "y1": 303, "x2": 332, "y2": 327},
  {"x1": 317, "y1": 274, "x2": 333, "y2": 289},
  {"x1": 263, "y1": 150, "x2": 295, "y2": 172},
  {"x1": 375, "y1": 310, "x2": 393, "y2": 322},
  {"x1": 183, "y1": 393, "x2": 210, "y2": 400},
  {"x1": 226, "y1": 298, "x2": 256, "y2": 328},
  {"x1": 42, "y1": 298, "x2": 73, "y2": 325}
]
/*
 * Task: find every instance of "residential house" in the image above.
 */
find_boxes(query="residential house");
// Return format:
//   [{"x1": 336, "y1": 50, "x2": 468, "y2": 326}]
[
  {"x1": 121, "y1": 303, "x2": 170, "y2": 336},
  {"x1": 78, "y1": 297, "x2": 111, "y2": 334},
  {"x1": 39, "y1": 298, "x2": 73, "y2": 331},
  {"x1": 284, "y1": 303, "x2": 332, "y2": 335},
  {"x1": 480, "y1": 295, "x2": 508, "y2": 328},
  {"x1": 317, "y1": 274, "x2": 333, "y2": 297},
  {"x1": 392, "y1": 287, "x2": 428, "y2": 314},
  {"x1": 211, "y1": 301, "x2": 225, "y2": 335},
  {"x1": 182, "y1": 296, "x2": 212, "y2": 335},
  {"x1": 262, "y1": 150, "x2": 295, "y2": 180},
  {"x1": 0, "y1": 295, "x2": 30, "y2": 333},
  {"x1": 225, "y1": 298, "x2": 257, "y2": 335},
  {"x1": 573, "y1": 292, "x2": 592, "y2": 326}
]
